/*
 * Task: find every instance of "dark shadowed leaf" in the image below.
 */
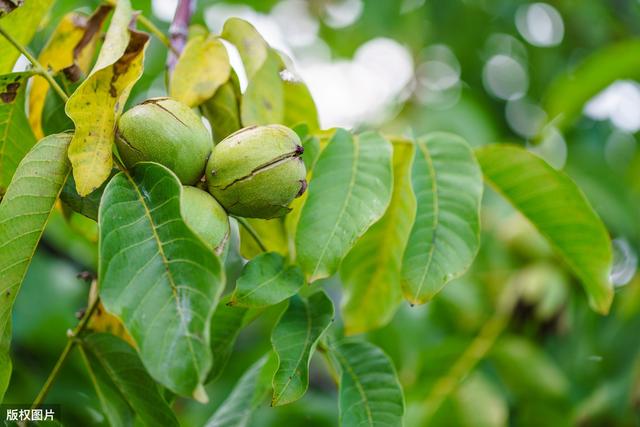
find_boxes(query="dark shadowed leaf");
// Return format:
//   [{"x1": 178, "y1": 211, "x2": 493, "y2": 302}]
[
  {"x1": 79, "y1": 333, "x2": 179, "y2": 427},
  {"x1": 205, "y1": 354, "x2": 276, "y2": 427}
]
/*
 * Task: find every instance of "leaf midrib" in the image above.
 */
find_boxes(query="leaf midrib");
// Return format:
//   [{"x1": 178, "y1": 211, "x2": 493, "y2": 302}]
[
  {"x1": 311, "y1": 135, "x2": 359, "y2": 279},
  {"x1": 272, "y1": 298, "x2": 312, "y2": 405},
  {"x1": 413, "y1": 141, "x2": 439, "y2": 302},
  {"x1": 334, "y1": 347, "x2": 374, "y2": 426},
  {"x1": 123, "y1": 172, "x2": 201, "y2": 378}
]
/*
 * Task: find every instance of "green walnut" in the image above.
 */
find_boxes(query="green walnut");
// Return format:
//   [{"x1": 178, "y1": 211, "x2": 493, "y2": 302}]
[
  {"x1": 116, "y1": 97, "x2": 212, "y2": 185},
  {"x1": 181, "y1": 186, "x2": 230, "y2": 254},
  {"x1": 206, "y1": 125, "x2": 307, "y2": 219}
]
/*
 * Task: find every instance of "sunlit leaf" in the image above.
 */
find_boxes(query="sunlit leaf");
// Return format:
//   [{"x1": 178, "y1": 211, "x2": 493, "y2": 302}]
[
  {"x1": 230, "y1": 252, "x2": 304, "y2": 308},
  {"x1": 66, "y1": 0, "x2": 149, "y2": 196},
  {"x1": 277, "y1": 52, "x2": 319, "y2": 131},
  {"x1": 401, "y1": 133, "x2": 483, "y2": 305},
  {"x1": 99, "y1": 162, "x2": 224, "y2": 397},
  {"x1": 340, "y1": 139, "x2": 416, "y2": 334},
  {"x1": 0, "y1": 0, "x2": 53, "y2": 73},
  {"x1": 205, "y1": 354, "x2": 276, "y2": 427},
  {"x1": 201, "y1": 71, "x2": 241, "y2": 143},
  {"x1": 296, "y1": 130, "x2": 393, "y2": 281},
  {"x1": 221, "y1": 18, "x2": 268, "y2": 78},
  {"x1": 28, "y1": 6, "x2": 110, "y2": 138},
  {"x1": 79, "y1": 333, "x2": 179, "y2": 426},
  {"x1": 0, "y1": 71, "x2": 36, "y2": 195},
  {"x1": 476, "y1": 144, "x2": 613, "y2": 313},
  {"x1": 241, "y1": 49, "x2": 284, "y2": 126},
  {"x1": 271, "y1": 291, "x2": 334, "y2": 406},
  {"x1": 544, "y1": 39, "x2": 640, "y2": 132},
  {"x1": 0, "y1": 134, "x2": 70, "y2": 401},
  {"x1": 170, "y1": 34, "x2": 231, "y2": 107},
  {"x1": 332, "y1": 339, "x2": 405, "y2": 427}
]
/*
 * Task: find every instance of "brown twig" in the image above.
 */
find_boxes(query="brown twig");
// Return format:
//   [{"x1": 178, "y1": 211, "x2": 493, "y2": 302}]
[{"x1": 167, "y1": 0, "x2": 196, "y2": 73}]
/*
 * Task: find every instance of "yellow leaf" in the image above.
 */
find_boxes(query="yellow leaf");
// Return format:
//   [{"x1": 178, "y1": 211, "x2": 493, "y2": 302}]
[
  {"x1": 28, "y1": 7, "x2": 110, "y2": 139},
  {"x1": 66, "y1": 0, "x2": 149, "y2": 196},
  {"x1": 0, "y1": 0, "x2": 53, "y2": 73},
  {"x1": 170, "y1": 35, "x2": 230, "y2": 107}
]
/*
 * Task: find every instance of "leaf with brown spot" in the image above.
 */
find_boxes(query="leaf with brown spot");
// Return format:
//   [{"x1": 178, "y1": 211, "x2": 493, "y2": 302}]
[
  {"x1": 66, "y1": 0, "x2": 149, "y2": 196},
  {"x1": 0, "y1": 71, "x2": 36, "y2": 195},
  {"x1": 28, "y1": 6, "x2": 111, "y2": 139}
]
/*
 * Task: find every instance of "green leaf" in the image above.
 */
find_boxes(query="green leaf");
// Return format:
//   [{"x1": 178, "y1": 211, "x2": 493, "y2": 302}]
[
  {"x1": 475, "y1": 144, "x2": 613, "y2": 314},
  {"x1": 79, "y1": 333, "x2": 179, "y2": 427},
  {"x1": 332, "y1": 339, "x2": 405, "y2": 427},
  {"x1": 207, "y1": 294, "x2": 251, "y2": 383},
  {"x1": 205, "y1": 354, "x2": 276, "y2": 427},
  {"x1": 60, "y1": 168, "x2": 116, "y2": 221},
  {"x1": 221, "y1": 18, "x2": 269, "y2": 78},
  {"x1": 543, "y1": 39, "x2": 640, "y2": 132},
  {"x1": 0, "y1": 0, "x2": 53, "y2": 73},
  {"x1": 401, "y1": 133, "x2": 483, "y2": 305},
  {"x1": 170, "y1": 34, "x2": 231, "y2": 107},
  {"x1": 296, "y1": 130, "x2": 393, "y2": 281},
  {"x1": 271, "y1": 291, "x2": 334, "y2": 406},
  {"x1": 277, "y1": 52, "x2": 319, "y2": 131},
  {"x1": 340, "y1": 139, "x2": 416, "y2": 334},
  {"x1": 66, "y1": 0, "x2": 149, "y2": 196},
  {"x1": 0, "y1": 134, "x2": 71, "y2": 401},
  {"x1": 0, "y1": 72, "x2": 36, "y2": 195},
  {"x1": 241, "y1": 50, "x2": 284, "y2": 126},
  {"x1": 99, "y1": 162, "x2": 224, "y2": 397},
  {"x1": 201, "y1": 71, "x2": 241, "y2": 143},
  {"x1": 230, "y1": 252, "x2": 304, "y2": 308}
]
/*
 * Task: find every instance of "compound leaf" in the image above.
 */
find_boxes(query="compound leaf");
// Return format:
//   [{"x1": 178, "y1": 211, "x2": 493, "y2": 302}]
[
  {"x1": 401, "y1": 133, "x2": 483, "y2": 305},
  {"x1": 271, "y1": 291, "x2": 334, "y2": 406},
  {"x1": 0, "y1": 134, "x2": 71, "y2": 401},
  {"x1": 99, "y1": 162, "x2": 224, "y2": 397},
  {"x1": 296, "y1": 129, "x2": 393, "y2": 281},
  {"x1": 475, "y1": 144, "x2": 613, "y2": 314}
]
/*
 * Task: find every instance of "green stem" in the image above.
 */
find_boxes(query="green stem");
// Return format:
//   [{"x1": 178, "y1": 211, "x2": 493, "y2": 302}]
[
  {"x1": 317, "y1": 343, "x2": 340, "y2": 386},
  {"x1": 104, "y1": 0, "x2": 177, "y2": 54},
  {"x1": 137, "y1": 14, "x2": 176, "y2": 54},
  {"x1": 417, "y1": 293, "x2": 517, "y2": 423},
  {"x1": 0, "y1": 26, "x2": 69, "y2": 103},
  {"x1": 31, "y1": 296, "x2": 101, "y2": 409},
  {"x1": 235, "y1": 217, "x2": 268, "y2": 252}
]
